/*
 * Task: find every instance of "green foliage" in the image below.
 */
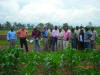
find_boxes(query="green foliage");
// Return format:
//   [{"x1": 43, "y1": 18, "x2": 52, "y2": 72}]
[{"x1": 0, "y1": 47, "x2": 100, "y2": 75}]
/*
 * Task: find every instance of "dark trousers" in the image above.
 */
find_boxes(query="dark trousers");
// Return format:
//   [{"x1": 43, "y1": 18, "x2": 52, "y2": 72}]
[
  {"x1": 52, "y1": 37, "x2": 57, "y2": 51},
  {"x1": 79, "y1": 41, "x2": 84, "y2": 50},
  {"x1": 84, "y1": 42, "x2": 91, "y2": 49},
  {"x1": 48, "y1": 37, "x2": 52, "y2": 50},
  {"x1": 20, "y1": 38, "x2": 28, "y2": 52},
  {"x1": 72, "y1": 39, "x2": 77, "y2": 49}
]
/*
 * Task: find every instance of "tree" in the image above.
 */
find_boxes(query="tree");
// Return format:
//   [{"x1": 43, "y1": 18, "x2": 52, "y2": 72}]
[
  {"x1": 37, "y1": 23, "x2": 44, "y2": 30},
  {"x1": 13, "y1": 22, "x2": 18, "y2": 29},
  {"x1": 5, "y1": 21, "x2": 11, "y2": 29},
  {"x1": 45, "y1": 22, "x2": 53, "y2": 29}
]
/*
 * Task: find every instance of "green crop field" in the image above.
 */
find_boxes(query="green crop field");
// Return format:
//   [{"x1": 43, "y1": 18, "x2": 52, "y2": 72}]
[{"x1": 0, "y1": 46, "x2": 100, "y2": 75}]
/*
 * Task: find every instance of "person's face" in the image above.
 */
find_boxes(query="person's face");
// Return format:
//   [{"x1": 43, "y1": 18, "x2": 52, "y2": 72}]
[
  {"x1": 22, "y1": 26, "x2": 25, "y2": 30},
  {"x1": 55, "y1": 26, "x2": 57, "y2": 30},
  {"x1": 76, "y1": 26, "x2": 79, "y2": 30},
  {"x1": 59, "y1": 29, "x2": 62, "y2": 32},
  {"x1": 91, "y1": 28, "x2": 94, "y2": 31},
  {"x1": 11, "y1": 27, "x2": 14, "y2": 31},
  {"x1": 64, "y1": 26, "x2": 67, "y2": 31}
]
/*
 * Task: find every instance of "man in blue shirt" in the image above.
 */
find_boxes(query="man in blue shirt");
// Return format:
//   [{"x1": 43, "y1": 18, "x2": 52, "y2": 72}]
[
  {"x1": 84, "y1": 26, "x2": 92, "y2": 49},
  {"x1": 42, "y1": 26, "x2": 48, "y2": 51},
  {"x1": 7, "y1": 27, "x2": 17, "y2": 47}
]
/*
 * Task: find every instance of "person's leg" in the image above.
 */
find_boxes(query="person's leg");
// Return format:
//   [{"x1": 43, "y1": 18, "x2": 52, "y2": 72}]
[
  {"x1": 63, "y1": 41, "x2": 65, "y2": 49},
  {"x1": 9, "y1": 40, "x2": 12, "y2": 47},
  {"x1": 12, "y1": 40, "x2": 16, "y2": 47},
  {"x1": 23, "y1": 38, "x2": 28, "y2": 52},
  {"x1": 59, "y1": 40, "x2": 63, "y2": 50},
  {"x1": 94, "y1": 41, "x2": 96, "y2": 49},
  {"x1": 34, "y1": 40, "x2": 37, "y2": 52},
  {"x1": 72, "y1": 40, "x2": 74, "y2": 49},
  {"x1": 37, "y1": 40, "x2": 41, "y2": 52},
  {"x1": 61, "y1": 40, "x2": 63, "y2": 50},
  {"x1": 43, "y1": 38, "x2": 45, "y2": 51},
  {"x1": 91, "y1": 40, "x2": 93, "y2": 49},
  {"x1": 45, "y1": 38, "x2": 48, "y2": 51},
  {"x1": 20, "y1": 38, "x2": 24, "y2": 49},
  {"x1": 52, "y1": 38, "x2": 55, "y2": 51},
  {"x1": 57, "y1": 40, "x2": 60, "y2": 50}
]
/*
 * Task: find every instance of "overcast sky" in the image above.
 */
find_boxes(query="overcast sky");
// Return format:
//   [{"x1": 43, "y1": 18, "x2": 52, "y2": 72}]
[{"x1": 0, "y1": 0, "x2": 100, "y2": 26}]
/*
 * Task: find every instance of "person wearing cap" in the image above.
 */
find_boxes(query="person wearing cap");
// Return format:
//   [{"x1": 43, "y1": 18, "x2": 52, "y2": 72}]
[
  {"x1": 16, "y1": 26, "x2": 28, "y2": 52},
  {"x1": 42, "y1": 26, "x2": 48, "y2": 51},
  {"x1": 7, "y1": 27, "x2": 17, "y2": 47},
  {"x1": 84, "y1": 26, "x2": 92, "y2": 49}
]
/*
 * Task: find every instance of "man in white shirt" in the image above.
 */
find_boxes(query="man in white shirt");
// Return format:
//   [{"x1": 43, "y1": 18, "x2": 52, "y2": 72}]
[{"x1": 57, "y1": 29, "x2": 64, "y2": 50}]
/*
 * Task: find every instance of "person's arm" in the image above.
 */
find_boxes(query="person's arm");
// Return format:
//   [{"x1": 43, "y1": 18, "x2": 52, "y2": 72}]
[
  {"x1": 68, "y1": 31, "x2": 71, "y2": 41},
  {"x1": 16, "y1": 30, "x2": 20, "y2": 34},
  {"x1": 15, "y1": 32, "x2": 17, "y2": 42},
  {"x1": 95, "y1": 31, "x2": 98, "y2": 39},
  {"x1": 7, "y1": 32, "x2": 10, "y2": 41}
]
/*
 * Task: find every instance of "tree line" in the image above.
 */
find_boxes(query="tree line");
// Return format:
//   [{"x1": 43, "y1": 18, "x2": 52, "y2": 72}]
[{"x1": 0, "y1": 21, "x2": 100, "y2": 30}]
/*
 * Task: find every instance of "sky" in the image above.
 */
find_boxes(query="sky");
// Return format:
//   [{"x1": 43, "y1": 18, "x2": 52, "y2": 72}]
[{"x1": 0, "y1": 0, "x2": 100, "y2": 26}]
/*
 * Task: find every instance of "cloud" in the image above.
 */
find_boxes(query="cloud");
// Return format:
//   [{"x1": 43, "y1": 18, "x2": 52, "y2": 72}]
[{"x1": 0, "y1": 0, "x2": 100, "y2": 26}]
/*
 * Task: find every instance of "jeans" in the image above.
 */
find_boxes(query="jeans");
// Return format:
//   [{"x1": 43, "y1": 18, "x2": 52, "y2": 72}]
[
  {"x1": 84, "y1": 42, "x2": 91, "y2": 49},
  {"x1": 72, "y1": 39, "x2": 77, "y2": 49},
  {"x1": 34, "y1": 40, "x2": 41, "y2": 52},
  {"x1": 52, "y1": 37, "x2": 57, "y2": 51}
]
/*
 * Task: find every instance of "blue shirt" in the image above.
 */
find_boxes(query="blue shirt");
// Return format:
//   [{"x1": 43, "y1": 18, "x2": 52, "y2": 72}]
[
  {"x1": 7, "y1": 31, "x2": 17, "y2": 41},
  {"x1": 84, "y1": 31, "x2": 92, "y2": 42},
  {"x1": 42, "y1": 30, "x2": 48, "y2": 38}
]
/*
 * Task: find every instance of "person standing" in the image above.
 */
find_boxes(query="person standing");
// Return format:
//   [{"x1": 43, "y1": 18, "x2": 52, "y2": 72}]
[
  {"x1": 79, "y1": 29, "x2": 84, "y2": 50},
  {"x1": 32, "y1": 28, "x2": 41, "y2": 52},
  {"x1": 52, "y1": 26, "x2": 59, "y2": 51},
  {"x1": 63, "y1": 26, "x2": 71, "y2": 49},
  {"x1": 7, "y1": 27, "x2": 17, "y2": 47},
  {"x1": 48, "y1": 28, "x2": 53, "y2": 50},
  {"x1": 84, "y1": 26, "x2": 92, "y2": 49},
  {"x1": 71, "y1": 28, "x2": 77, "y2": 49},
  {"x1": 16, "y1": 26, "x2": 28, "y2": 52},
  {"x1": 75, "y1": 26, "x2": 80, "y2": 49},
  {"x1": 42, "y1": 27, "x2": 48, "y2": 51},
  {"x1": 91, "y1": 27, "x2": 98, "y2": 49},
  {"x1": 57, "y1": 29, "x2": 64, "y2": 50}
]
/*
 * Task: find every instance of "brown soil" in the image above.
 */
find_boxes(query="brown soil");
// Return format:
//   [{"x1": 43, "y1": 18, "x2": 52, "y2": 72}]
[{"x1": 0, "y1": 45, "x2": 100, "y2": 51}]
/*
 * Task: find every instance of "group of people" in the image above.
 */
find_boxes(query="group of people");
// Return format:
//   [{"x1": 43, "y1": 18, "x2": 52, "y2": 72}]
[
  {"x1": 6, "y1": 25, "x2": 98, "y2": 52},
  {"x1": 71, "y1": 26, "x2": 98, "y2": 50}
]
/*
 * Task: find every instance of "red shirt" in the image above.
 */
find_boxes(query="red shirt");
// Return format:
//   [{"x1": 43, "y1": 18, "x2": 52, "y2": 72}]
[{"x1": 17, "y1": 29, "x2": 27, "y2": 38}]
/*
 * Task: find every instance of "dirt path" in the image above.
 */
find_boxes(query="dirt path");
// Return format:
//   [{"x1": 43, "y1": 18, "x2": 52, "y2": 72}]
[
  {"x1": 0, "y1": 45, "x2": 46, "y2": 52},
  {"x1": 0, "y1": 45, "x2": 100, "y2": 51},
  {"x1": 96, "y1": 45, "x2": 100, "y2": 50}
]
